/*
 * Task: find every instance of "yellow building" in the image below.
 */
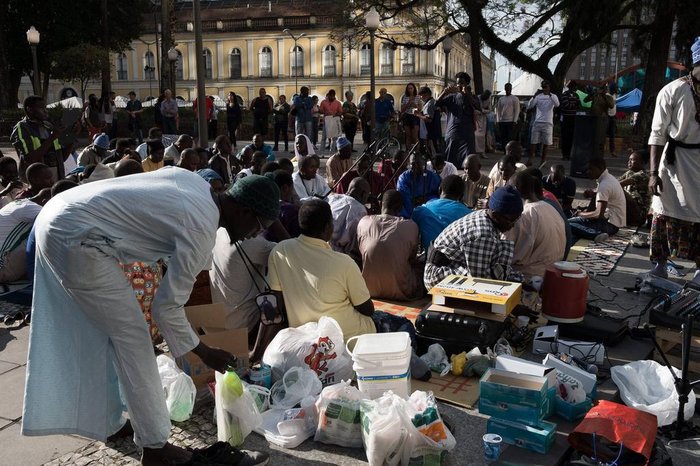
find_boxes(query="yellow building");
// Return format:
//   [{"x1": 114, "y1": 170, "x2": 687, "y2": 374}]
[{"x1": 23, "y1": 2, "x2": 493, "y2": 104}]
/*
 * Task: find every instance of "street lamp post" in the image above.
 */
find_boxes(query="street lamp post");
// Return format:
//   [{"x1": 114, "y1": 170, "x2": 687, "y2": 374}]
[
  {"x1": 365, "y1": 7, "x2": 380, "y2": 144},
  {"x1": 443, "y1": 35, "x2": 453, "y2": 89},
  {"x1": 283, "y1": 28, "x2": 306, "y2": 95},
  {"x1": 26, "y1": 26, "x2": 41, "y2": 97},
  {"x1": 167, "y1": 47, "x2": 178, "y2": 96}
]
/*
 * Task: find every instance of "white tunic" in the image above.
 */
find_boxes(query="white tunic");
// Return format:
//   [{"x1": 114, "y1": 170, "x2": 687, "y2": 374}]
[
  {"x1": 649, "y1": 77, "x2": 700, "y2": 223},
  {"x1": 292, "y1": 172, "x2": 330, "y2": 201}
]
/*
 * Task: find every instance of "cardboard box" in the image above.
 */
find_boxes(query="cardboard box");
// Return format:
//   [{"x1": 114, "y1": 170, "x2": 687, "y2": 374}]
[
  {"x1": 494, "y1": 356, "x2": 558, "y2": 419},
  {"x1": 429, "y1": 275, "x2": 522, "y2": 315},
  {"x1": 425, "y1": 303, "x2": 507, "y2": 323},
  {"x1": 479, "y1": 369, "x2": 549, "y2": 426},
  {"x1": 176, "y1": 303, "x2": 249, "y2": 390},
  {"x1": 542, "y1": 354, "x2": 596, "y2": 397},
  {"x1": 487, "y1": 417, "x2": 556, "y2": 454}
]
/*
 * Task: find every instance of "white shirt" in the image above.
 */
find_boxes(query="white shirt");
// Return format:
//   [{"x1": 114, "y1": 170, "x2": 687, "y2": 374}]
[
  {"x1": 427, "y1": 161, "x2": 459, "y2": 179},
  {"x1": 496, "y1": 95, "x2": 520, "y2": 123},
  {"x1": 527, "y1": 93, "x2": 560, "y2": 125},
  {"x1": 596, "y1": 169, "x2": 627, "y2": 228},
  {"x1": 607, "y1": 93, "x2": 617, "y2": 117},
  {"x1": 327, "y1": 193, "x2": 367, "y2": 255},
  {"x1": 164, "y1": 144, "x2": 182, "y2": 164},
  {"x1": 488, "y1": 162, "x2": 527, "y2": 185},
  {"x1": 649, "y1": 78, "x2": 700, "y2": 223},
  {"x1": 292, "y1": 172, "x2": 330, "y2": 201},
  {"x1": 209, "y1": 230, "x2": 275, "y2": 331},
  {"x1": 0, "y1": 199, "x2": 42, "y2": 259}
]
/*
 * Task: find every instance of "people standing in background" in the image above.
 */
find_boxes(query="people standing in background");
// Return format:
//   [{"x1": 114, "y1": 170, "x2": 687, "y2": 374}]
[
  {"x1": 310, "y1": 95, "x2": 320, "y2": 148},
  {"x1": 374, "y1": 88, "x2": 396, "y2": 138},
  {"x1": 109, "y1": 92, "x2": 118, "y2": 140},
  {"x1": 98, "y1": 92, "x2": 113, "y2": 139},
  {"x1": 153, "y1": 93, "x2": 164, "y2": 130},
  {"x1": 436, "y1": 71, "x2": 480, "y2": 168},
  {"x1": 83, "y1": 94, "x2": 102, "y2": 141},
  {"x1": 496, "y1": 83, "x2": 520, "y2": 151},
  {"x1": 291, "y1": 86, "x2": 314, "y2": 140},
  {"x1": 342, "y1": 91, "x2": 359, "y2": 150},
  {"x1": 474, "y1": 90, "x2": 492, "y2": 154},
  {"x1": 559, "y1": 81, "x2": 581, "y2": 161},
  {"x1": 606, "y1": 82, "x2": 618, "y2": 158},
  {"x1": 225, "y1": 92, "x2": 242, "y2": 149},
  {"x1": 584, "y1": 84, "x2": 614, "y2": 159},
  {"x1": 413, "y1": 86, "x2": 439, "y2": 157},
  {"x1": 320, "y1": 90, "x2": 343, "y2": 153},
  {"x1": 207, "y1": 96, "x2": 218, "y2": 140},
  {"x1": 359, "y1": 91, "x2": 372, "y2": 146},
  {"x1": 400, "y1": 83, "x2": 422, "y2": 147},
  {"x1": 525, "y1": 80, "x2": 559, "y2": 167},
  {"x1": 125, "y1": 91, "x2": 143, "y2": 144},
  {"x1": 250, "y1": 88, "x2": 272, "y2": 137},
  {"x1": 160, "y1": 89, "x2": 179, "y2": 135},
  {"x1": 273, "y1": 95, "x2": 291, "y2": 153}
]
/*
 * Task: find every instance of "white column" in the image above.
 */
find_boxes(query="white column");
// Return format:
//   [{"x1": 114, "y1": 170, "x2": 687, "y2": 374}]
[
  {"x1": 131, "y1": 48, "x2": 140, "y2": 81},
  {"x1": 188, "y1": 43, "x2": 196, "y2": 80},
  {"x1": 277, "y1": 38, "x2": 285, "y2": 77},
  {"x1": 309, "y1": 37, "x2": 317, "y2": 77},
  {"x1": 247, "y1": 39, "x2": 254, "y2": 77},
  {"x1": 216, "y1": 41, "x2": 224, "y2": 79}
]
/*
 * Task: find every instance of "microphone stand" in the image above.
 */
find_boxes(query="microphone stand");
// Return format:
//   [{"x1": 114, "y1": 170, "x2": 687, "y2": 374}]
[
  {"x1": 324, "y1": 138, "x2": 382, "y2": 197},
  {"x1": 376, "y1": 141, "x2": 420, "y2": 203}
]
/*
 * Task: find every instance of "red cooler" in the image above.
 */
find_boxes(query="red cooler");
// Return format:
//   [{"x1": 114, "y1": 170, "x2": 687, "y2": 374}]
[{"x1": 541, "y1": 262, "x2": 589, "y2": 323}]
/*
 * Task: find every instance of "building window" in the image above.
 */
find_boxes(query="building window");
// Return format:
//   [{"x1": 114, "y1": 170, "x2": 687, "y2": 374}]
[
  {"x1": 230, "y1": 48, "x2": 242, "y2": 79},
  {"x1": 290, "y1": 45, "x2": 304, "y2": 77},
  {"x1": 360, "y1": 43, "x2": 371, "y2": 76},
  {"x1": 323, "y1": 44, "x2": 336, "y2": 77},
  {"x1": 174, "y1": 50, "x2": 183, "y2": 80},
  {"x1": 380, "y1": 43, "x2": 394, "y2": 75},
  {"x1": 401, "y1": 47, "x2": 415, "y2": 75},
  {"x1": 116, "y1": 53, "x2": 128, "y2": 80},
  {"x1": 259, "y1": 46, "x2": 272, "y2": 78},
  {"x1": 144, "y1": 51, "x2": 156, "y2": 80},
  {"x1": 203, "y1": 48, "x2": 213, "y2": 79}
]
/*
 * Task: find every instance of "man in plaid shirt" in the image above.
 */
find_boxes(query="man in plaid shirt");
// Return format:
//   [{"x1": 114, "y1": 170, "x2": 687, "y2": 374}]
[{"x1": 424, "y1": 185, "x2": 523, "y2": 290}]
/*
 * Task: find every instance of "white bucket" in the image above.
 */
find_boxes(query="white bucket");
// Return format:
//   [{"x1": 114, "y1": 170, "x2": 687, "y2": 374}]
[{"x1": 346, "y1": 332, "x2": 412, "y2": 399}]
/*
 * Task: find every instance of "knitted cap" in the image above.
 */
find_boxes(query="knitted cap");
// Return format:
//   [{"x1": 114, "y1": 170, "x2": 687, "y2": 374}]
[
  {"x1": 225, "y1": 174, "x2": 280, "y2": 221},
  {"x1": 336, "y1": 136, "x2": 351, "y2": 150},
  {"x1": 488, "y1": 185, "x2": 523, "y2": 216},
  {"x1": 93, "y1": 133, "x2": 110, "y2": 150},
  {"x1": 196, "y1": 168, "x2": 223, "y2": 183}
]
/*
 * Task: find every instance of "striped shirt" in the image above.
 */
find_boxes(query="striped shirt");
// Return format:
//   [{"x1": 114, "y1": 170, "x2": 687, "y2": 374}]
[{"x1": 0, "y1": 200, "x2": 41, "y2": 268}]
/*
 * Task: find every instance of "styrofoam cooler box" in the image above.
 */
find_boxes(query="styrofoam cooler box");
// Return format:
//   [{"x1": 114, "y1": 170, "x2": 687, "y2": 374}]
[{"x1": 346, "y1": 332, "x2": 412, "y2": 399}]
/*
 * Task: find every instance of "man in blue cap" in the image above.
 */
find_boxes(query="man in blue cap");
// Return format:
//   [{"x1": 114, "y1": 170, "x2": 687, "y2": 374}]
[
  {"x1": 424, "y1": 185, "x2": 523, "y2": 290},
  {"x1": 23, "y1": 170, "x2": 276, "y2": 465},
  {"x1": 648, "y1": 36, "x2": 700, "y2": 282},
  {"x1": 325, "y1": 135, "x2": 354, "y2": 187}
]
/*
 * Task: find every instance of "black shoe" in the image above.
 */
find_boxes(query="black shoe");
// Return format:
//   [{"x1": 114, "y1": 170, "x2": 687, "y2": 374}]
[{"x1": 186, "y1": 442, "x2": 269, "y2": 466}]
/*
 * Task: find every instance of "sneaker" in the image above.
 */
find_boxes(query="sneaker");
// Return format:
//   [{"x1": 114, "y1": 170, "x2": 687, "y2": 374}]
[
  {"x1": 594, "y1": 232, "x2": 609, "y2": 243},
  {"x1": 235, "y1": 450, "x2": 270, "y2": 466}
]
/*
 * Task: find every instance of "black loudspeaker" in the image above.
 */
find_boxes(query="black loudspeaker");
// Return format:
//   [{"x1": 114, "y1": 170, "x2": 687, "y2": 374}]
[{"x1": 570, "y1": 115, "x2": 605, "y2": 178}]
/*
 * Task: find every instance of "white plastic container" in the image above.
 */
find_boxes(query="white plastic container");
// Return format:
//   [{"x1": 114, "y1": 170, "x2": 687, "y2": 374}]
[{"x1": 346, "y1": 332, "x2": 412, "y2": 399}]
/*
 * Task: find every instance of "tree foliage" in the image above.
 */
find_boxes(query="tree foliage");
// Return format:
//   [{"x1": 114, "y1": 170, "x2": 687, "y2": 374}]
[
  {"x1": 0, "y1": 0, "x2": 150, "y2": 110},
  {"x1": 51, "y1": 44, "x2": 111, "y2": 100}
]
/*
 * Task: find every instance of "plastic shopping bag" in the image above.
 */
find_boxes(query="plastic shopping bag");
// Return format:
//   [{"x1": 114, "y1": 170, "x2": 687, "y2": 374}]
[
  {"x1": 401, "y1": 391, "x2": 456, "y2": 465},
  {"x1": 263, "y1": 316, "x2": 354, "y2": 386},
  {"x1": 568, "y1": 400, "x2": 658, "y2": 465},
  {"x1": 215, "y1": 370, "x2": 263, "y2": 447},
  {"x1": 270, "y1": 367, "x2": 322, "y2": 409},
  {"x1": 360, "y1": 392, "x2": 410, "y2": 466},
  {"x1": 314, "y1": 380, "x2": 365, "y2": 448},
  {"x1": 611, "y1": 359, "x2": 696, "y2": 426},
  {"x1": 156, "y1": 355, "x2": 196, "y2": 422},
  {"x1": 419, "y1": 344, "x2": 451, "y2": 376}
]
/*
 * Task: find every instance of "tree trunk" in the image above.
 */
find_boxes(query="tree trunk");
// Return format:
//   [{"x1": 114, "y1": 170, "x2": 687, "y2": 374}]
[
  {"x1": 466, "y1": 2, "x2": 484, "y2": 95},
  {"x1": 635, "y1": 0, "x2": 677, "y2": 135},
  {"x1": 100, "y1": 0, "x2": 112, "y2": 96}
]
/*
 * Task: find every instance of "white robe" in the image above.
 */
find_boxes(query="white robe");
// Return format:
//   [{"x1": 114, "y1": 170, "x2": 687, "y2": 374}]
[
  {"x1": 649, "y1": 77, "x2": 700, "y2": 223},
  {"x1": 292, "y1": 172, "x2": 330, "y2": 201},
  {"x1": 327, "y1": 193, "x2": 367, "y2": 255},
  {"x1": 22, "y1": 168, "x2": 218, "y2": 447}
]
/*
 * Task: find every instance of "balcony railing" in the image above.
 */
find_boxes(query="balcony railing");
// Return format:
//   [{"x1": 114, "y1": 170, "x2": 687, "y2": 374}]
[
  {"x1": 323, "y1": 65, "x2": 336, "y2": 77},
  {"x1": 291, "y1": 66, "x2": 304, "y2": 77},
  {"x1": 260, "y1": 68, "x2": 272, "y2": 78},
  {"x1": 360, "y1": 65, "x2": 370, "y2": 76},
  {"x1": 117, "y1": 70, "x2": 128, "y2": 80},
  {"x1": 401, "y1": 63, "x2": 415, "y2": 75},
  {"x1": 380, "y1": 64, "x2": 394, "y2": 75},
  {"x1": 230, "y1": 67, "x2": 242, "y2": 79},
  {"x1": 144, "y1": 16, "x2": 338, "y2": 33}
]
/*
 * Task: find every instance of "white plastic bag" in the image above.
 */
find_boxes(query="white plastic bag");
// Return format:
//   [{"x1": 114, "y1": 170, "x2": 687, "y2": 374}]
[
  {"x1": 215, "y1": 371, "x2": 263, "y2": 446},
  {"x1": 270, "y1": 367, "x2": 322, "y2": 409},
  {"x1": 360, "y1": 392, "x2": 410, "y2": 466},
  {"x1": 156, "y1": 355, "x2": 196, "y2": 422},
  {"x1": 611, "y1": 360, "x2": 696, "y2": 427},
  {"x1": 419, "y1": 343, "x2": 451, "y2": 376},
  {"x1": 314, "y1": 380, "x2": 365, "y2": 448},
  {"x1": 263, "y1": 316, "x2": 354, "y2": 386},
  {"x1": 401, "y1": 391, "x2": 456, "y2": 465}
]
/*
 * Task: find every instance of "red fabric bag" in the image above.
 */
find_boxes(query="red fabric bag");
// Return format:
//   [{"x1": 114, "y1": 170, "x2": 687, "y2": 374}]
[{"x1": 568, "y1": 400, "x2": 658, "y2": 465}]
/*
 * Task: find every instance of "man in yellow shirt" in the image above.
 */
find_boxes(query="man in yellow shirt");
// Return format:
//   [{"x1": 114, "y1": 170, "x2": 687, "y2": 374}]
[
  {"x1": 267, "y1": 199, "x2": 431, "y2": 379},
  {"x1": 142, "y1": 139, "x2": 165, "y2": 172}
]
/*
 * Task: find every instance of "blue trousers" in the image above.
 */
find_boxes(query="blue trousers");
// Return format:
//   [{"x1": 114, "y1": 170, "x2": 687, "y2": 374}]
[{"x1": 568, "y1": 217, "x2": 619, "y2": 240}]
